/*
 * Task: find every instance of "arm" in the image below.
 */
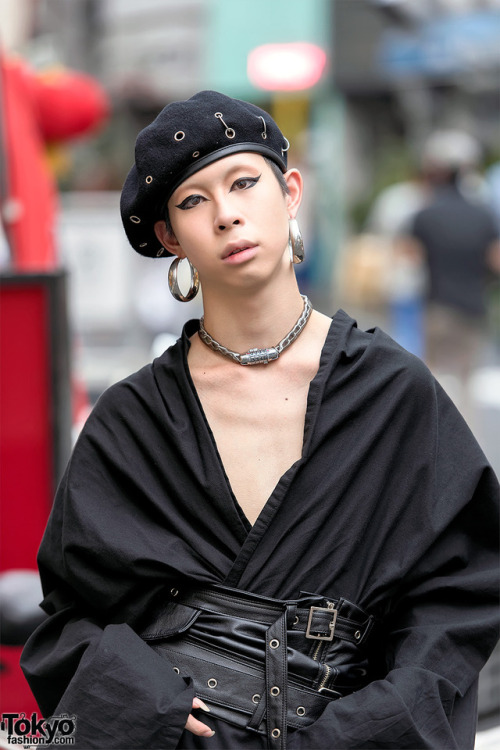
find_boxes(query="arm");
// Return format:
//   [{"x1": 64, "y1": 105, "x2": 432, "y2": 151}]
[{"x1": 289, "y1": 389, "x2": 499, "y2": 749}]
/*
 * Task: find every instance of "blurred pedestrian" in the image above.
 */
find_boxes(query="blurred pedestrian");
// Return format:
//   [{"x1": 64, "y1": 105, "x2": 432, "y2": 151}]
[
  {"x1": 402, "y1": 130, "x2": 500, "y2": 415},
  {"x1": 21, "y1": 94, "x2": 499, "y2": 750}
]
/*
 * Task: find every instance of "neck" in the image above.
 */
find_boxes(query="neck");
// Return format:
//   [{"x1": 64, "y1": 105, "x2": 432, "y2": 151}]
[{"x1": 200, "y1": 277, "x2": 305, "y2": 353}]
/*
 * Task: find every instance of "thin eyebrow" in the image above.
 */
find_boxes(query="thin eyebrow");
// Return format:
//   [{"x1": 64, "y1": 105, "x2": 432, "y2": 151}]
[{"x1": 175, "y1": 162, "x2": 262, "y2": 196}]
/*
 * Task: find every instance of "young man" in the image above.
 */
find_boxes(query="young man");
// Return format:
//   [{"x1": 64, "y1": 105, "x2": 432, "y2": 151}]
[{"x1": 22, "y1": 91, "x2": 499, "y2": 749}]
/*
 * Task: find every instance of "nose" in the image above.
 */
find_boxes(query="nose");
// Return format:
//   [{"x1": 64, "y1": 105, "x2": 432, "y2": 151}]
[{"x1": 214, "y1": 196, "x2": 243, "y2": 232}]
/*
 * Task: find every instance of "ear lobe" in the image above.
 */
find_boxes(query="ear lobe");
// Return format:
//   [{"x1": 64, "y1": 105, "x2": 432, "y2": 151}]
[
  {"x1": 284, "y1": 169, "x2": 303, "y2": 219},
  {"x1": 154, "y1": 220, "x2": 185, "y2": 258}
]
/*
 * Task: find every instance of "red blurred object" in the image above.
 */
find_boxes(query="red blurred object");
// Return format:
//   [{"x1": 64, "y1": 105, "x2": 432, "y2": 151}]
[
  {"x1": 247, "y1": 42, "x2": 328, "y2": 91},
  {"x1": 0, "y1": 51, "x2": 109, "y2": 271}
]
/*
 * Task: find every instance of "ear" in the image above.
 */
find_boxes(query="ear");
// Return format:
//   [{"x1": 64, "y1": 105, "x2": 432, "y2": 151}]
[
  {"x1": 284, "y1": 168, "x2": 303, "y2": 219},
  {"x1": 154, "y1": 220, "x2": 186, "y2": 259}
]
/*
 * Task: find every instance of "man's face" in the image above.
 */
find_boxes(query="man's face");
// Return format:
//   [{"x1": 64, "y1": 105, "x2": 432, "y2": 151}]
[{"x1": 162, "y1": 153, "x2": 295, "y2": 293}]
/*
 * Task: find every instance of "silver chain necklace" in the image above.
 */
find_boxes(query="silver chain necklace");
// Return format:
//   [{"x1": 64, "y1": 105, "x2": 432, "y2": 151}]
[{"x1": 198, "y1": 295, "x2": 312, "y2": 366}]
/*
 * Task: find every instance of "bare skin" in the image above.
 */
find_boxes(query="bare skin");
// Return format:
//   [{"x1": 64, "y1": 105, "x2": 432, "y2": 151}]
[{"x1": 155, "y1": 153, "x2": 331, "y2": 735}]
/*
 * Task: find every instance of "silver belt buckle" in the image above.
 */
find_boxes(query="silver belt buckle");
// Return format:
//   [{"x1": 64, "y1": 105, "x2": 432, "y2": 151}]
[{"x1": 305, "y1": 603, "x2": 337, "y2": 641}]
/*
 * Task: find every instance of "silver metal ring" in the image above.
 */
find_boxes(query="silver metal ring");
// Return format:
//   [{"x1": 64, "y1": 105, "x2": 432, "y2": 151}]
[
  {"x1": 281, "y1": 137, "x2": 290, "y2": 155},
  {"x1": 156, "y1": 248, "x2": 164, "y2": 257},
  {"x1": 173, "y1": 667, "x2": 180, "y2": 674},
  {"x1": 269, "y1": 639, "x2": 280, "y2": 649},
  {"x1": 129, "y1": 215, "x2": 141, "y2": 223},
  {"x1": 251, "y1": 694, "x2": 260, "y2": 704},
  {"x1": 170, "y1": 588, "x2": 178, "y2": 596},
  {"x1": 174, "y1": 131, "x2": 185, "y2": 141},
  {"x1": 296, "y1": 706, "x2": 306, "y2": 716},
  {"x1": 208, "y1": 678, "x2": 217, "y2": 688},
  {"x1": 293, "y1": 615, "x2": 299, "y2": 625},
  {"x1": 146, "y1": 176, "x2": 153, "y2": 184},
  {"x1": 139, "y1": 242, "x2": 147, "y2": 248},
  {"x1": 270, "y1": 686, "x2": 280, "y2": 697},
  {"x1": 354, "y1": 630, "x2": 361, "y2": 640},
  {"x1": 225, "y1": 128, "x2": 235, "y2": 139},
  {"x1": 271, "y1": 729, "x2": 281, "y2": 738},
  {"x1": 192, "y1": 151, "x2": 200, "y2": 157}
]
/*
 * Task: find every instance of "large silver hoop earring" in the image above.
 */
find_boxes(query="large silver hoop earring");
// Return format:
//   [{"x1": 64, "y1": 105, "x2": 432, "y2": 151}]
[
  {"x1": 168, "y1": 257, "x2": 200, "y2": 302},
  {"x1": 288, "y1": 218, "x2": 305, "y2": 264}
]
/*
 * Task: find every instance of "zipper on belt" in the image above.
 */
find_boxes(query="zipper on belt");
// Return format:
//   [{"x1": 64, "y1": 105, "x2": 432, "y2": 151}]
[{"x1": 318, "y1": 664, "x2": 331, "y2": 691}]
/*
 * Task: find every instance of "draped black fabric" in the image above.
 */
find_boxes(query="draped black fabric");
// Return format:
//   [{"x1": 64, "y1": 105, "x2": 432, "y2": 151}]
[{"x1": 21, "y1": 311, "x2": 499, "y2": 749}]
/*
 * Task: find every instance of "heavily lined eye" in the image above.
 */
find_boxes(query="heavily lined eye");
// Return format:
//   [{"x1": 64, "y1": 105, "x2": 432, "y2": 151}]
[
  {"x1": 232, "y1": 175, "x2": 261, "y2": 191},
  {"x1": 175, "y1": 194, "x2": 205, "y2": 210}
]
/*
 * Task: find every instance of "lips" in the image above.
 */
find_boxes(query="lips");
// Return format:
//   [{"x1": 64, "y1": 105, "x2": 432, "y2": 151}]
[{"x1": 222, "y1": 241, "x2": 255, "y2": 259}]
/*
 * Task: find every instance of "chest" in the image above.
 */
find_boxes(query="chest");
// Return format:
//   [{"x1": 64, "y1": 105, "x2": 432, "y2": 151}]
[{"x1": 192, "y1": 367, "x2": 312, "y2": 525}]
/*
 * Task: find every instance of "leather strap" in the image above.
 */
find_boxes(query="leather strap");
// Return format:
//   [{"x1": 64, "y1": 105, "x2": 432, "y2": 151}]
[{"x1": 168, "y1": 584, "x2": 374, "y2": 749}]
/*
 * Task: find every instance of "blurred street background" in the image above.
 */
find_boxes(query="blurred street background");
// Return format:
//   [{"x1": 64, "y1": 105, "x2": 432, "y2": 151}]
[{"x1": 1, "y1": 0, "x2": 499, "y2": 742}]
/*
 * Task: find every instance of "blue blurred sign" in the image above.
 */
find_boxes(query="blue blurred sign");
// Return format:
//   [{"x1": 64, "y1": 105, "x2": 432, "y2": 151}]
[{"x1": 378, "y1": 11, "x2": 500, "y2": 78}]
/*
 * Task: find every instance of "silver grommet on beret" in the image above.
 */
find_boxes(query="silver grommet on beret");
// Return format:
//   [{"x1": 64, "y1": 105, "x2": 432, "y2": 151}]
[
  {"x1": 259, "y1": 116, "x2": 267, "y2": 140},
  {"x1": 139, "y1": 242, "x2": 147, "y2": 248},
  {"x1": 157, "y1": 248, "x2": 165, "y2": 257},
  {"x1": 146, "y1": 176, "x2": 153, "y2": 184},
  {"x1": 130, "y1": 215, "x2": 141, "y2": 223},
  {"x1": 174, "y1": 131, "x2": 185, "y2": 141},
  {"x1": 192, "y1": 151, "x2": 200, "y2": 158}
]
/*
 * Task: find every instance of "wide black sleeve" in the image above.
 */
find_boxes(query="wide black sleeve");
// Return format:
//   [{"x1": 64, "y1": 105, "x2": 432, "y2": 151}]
[
  {"x1": 21, "y1": 603, "x2": 194, "y2": 749},
  {"x1": 19, "y1": 371, "x2": 211, "y2": 750},
  {"x1": 288, "y1": 383, "x2": 499, "y2": 749}
]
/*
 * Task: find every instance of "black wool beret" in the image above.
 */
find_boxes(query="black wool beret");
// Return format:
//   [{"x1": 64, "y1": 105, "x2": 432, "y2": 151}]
[{"x1": 120, "y1": 90, "x2": 290, "y2": 258}]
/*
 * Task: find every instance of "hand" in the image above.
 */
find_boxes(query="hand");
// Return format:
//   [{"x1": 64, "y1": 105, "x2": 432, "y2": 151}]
[{"x1": 185, "y1": 697, "x2": 215, "y2": 737}]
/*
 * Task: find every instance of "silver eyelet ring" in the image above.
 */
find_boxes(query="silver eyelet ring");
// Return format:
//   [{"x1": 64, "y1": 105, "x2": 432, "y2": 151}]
[
  {"x1": 258, "y1": 115, "x2": 267, "y2": 139},
  {"x1": 293, "y1": 615, "x2": 299, "y2": 625},
  {"x1": 170, "y1": 587, "x2": 178, "y2": 596},
  {"x1": 251, "y1": 694, "x2": 260, "y2": 704},
  {"x1": 269, "y1": 639, "x2": 280, "y2": 649},
  {"x1": 207, "y1": 678, "x2": 217, "y2": 688},
  {"x1": 270, "y1": 686, "x2": 280, "y2": 697},
  {"x1": 156, "y1": 248, "x2": 165, "y2": 257},
  {"x1": 139, "y1": 242, "x2": 147, "y2": 248},
  {"x1": 145, "y1": 176, "x2": 153, "y2": 184},
  {"x1": 296, "y1": 706, "x2": 306, "y2": 716},
  {"x1": 354, "y1": 630, "x2": 361, "y2": 640},
  {"x1": 174, "y1": 131, "x2": 185, "y2": 141},
  {"x1": 192, "y1": 151, "x2": 200, "y2": 158},
  {"x1": 130, "y1": 215, "x2": 141, "y2": 223},
  {"x1": 271, "y1": 729, "x2": 281, "y2": 739},
  {"x1": 215, "y1": 112, "x2": 235, "y2": 139},
  {"x1": 281, "y1": 137, "x2": 290, "y2": 156},
  {"x1": 173, "y1": 667, "x2": 180, "y2": 674}
]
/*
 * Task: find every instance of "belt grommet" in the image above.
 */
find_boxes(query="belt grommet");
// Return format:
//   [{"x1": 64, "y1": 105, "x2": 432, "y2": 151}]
[
  {"x1": 296, "y1": 706, "x2": 306, "y2": 716},
  {"x1": 270, "y1": 686, "x2": 280, "y2": 696},
  {"x1": 354, "y1": 630, "x2": 362, "y2": 640},
  {"x1": 251, "y1": 694, "x2": 261, "y2": 704},
  {"x1": 173, "y1": 667, "x2": 180, "y2": 674},
  {"x1": 293, "y1": 615, "x2": 299, "y2": 625},
  {"x1": 170, "y1": 588, "x2": 178, "y2": 596},
  {"x1": 269, "y1": 638, "x2": 280, "y2": 649},
  {"x1": 271, "y1": 729, "x2": 281, "y2": 739},
  {"x1": 208, "y1": 678, "x2": 217, "y2": 688}
]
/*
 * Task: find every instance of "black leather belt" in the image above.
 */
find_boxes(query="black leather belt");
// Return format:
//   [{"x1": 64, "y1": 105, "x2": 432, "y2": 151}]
[{"x1": 141, "y1": 584, "x2": 375, "y2": 749}]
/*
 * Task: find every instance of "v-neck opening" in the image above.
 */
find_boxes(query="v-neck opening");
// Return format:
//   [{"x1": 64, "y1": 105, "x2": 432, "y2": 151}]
[{"x1": 181, "y1": 313, "x2": 342, "y2": 541}]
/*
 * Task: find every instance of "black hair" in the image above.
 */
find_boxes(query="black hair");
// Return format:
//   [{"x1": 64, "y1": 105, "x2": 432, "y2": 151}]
[{"x1": 162, "y1": 156, "x2": 289, "y2": 237}]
